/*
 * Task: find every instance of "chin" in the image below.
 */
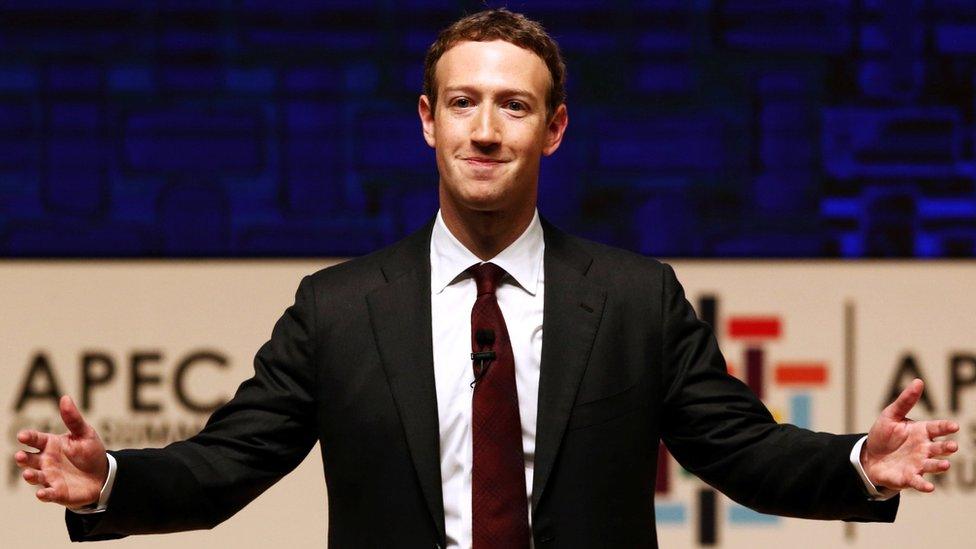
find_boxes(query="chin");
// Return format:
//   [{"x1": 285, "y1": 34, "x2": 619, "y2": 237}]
[
  {"x1": 441, "y1": 177, "x2": 520, "y2": 214},
  {"x1": 461, "y1": 199, "x2": 504, "y2": 214},
  {"x1": 456, "y1": 186, "x2": 505, "y2": 210}
]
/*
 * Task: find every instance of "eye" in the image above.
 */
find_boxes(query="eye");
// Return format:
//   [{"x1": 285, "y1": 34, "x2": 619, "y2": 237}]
[
  {"x1": 452, "y1": 97, "x2": 472, "y2": 109},
  {"x1": 505, "y1": 100, "x2": 526, "y2": 111}
]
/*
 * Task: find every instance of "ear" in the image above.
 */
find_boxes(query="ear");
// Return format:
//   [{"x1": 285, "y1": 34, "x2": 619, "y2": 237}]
[
  {"x1": 542, "y1": 103, "x2": 568, "y2": 156},
  {"x1": 418, "y1": 95, "x2": 436, "y2": 148}
]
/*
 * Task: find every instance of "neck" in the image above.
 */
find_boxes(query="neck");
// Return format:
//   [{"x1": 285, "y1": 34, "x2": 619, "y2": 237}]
[{"x1": 439, "y1": 202, "x2": 535, "y2": 261}]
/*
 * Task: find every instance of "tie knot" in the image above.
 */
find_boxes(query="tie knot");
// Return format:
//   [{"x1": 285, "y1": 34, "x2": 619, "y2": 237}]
[{"x1": 467, "y1": 262, "x2": 507, "y2": 296}]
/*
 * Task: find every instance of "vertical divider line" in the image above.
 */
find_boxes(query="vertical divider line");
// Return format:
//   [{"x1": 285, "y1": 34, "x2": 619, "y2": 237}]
[{"x1": 844, "y1": 301, "x2": 856, "y2": 542}]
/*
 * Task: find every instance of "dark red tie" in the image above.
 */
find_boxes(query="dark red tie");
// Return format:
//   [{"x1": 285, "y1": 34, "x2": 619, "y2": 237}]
[{"x1": 468, "y1": 262, "x2": 530, "y2": 549}]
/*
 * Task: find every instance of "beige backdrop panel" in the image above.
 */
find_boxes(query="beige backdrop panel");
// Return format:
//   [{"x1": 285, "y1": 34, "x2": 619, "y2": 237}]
[{"x1": 1, "y1": 261, "x2": 972, "y2": 548}]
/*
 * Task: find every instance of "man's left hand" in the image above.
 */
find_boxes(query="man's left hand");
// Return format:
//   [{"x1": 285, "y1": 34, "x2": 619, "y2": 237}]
[{"x1": 862, "y1": 378, "x2": 960, "y2": 493}]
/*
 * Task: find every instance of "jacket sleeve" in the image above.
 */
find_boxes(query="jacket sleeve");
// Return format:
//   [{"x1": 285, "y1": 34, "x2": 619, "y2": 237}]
[
  {"x1": 67, "y1": 275, "x2": 320, "y2": 540},
  {"x1": 657, "y1": 264, "x2": 898, "y2": 522}
]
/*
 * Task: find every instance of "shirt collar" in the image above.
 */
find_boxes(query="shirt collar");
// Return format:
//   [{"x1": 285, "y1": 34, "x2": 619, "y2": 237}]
[{"x1": 430, "y1": 209, "x2": 544, "y2": 296}]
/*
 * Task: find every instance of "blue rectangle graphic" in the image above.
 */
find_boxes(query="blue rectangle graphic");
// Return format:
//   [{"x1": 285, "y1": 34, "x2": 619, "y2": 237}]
[
  {"x1": 791, "y1": 393, "x2": 812, "y2": 430},
  {"x1": 654, "y1": 503, "x2": 687, "y2": 524}
]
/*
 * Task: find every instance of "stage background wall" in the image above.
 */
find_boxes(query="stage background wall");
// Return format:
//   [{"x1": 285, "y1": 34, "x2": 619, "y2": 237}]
[
  {"x1": 2, "y1": 0, "x2": 976, "y2": 259},
  {"x1": 2, "y1": 260, "x2": 973, "y2": 548}
]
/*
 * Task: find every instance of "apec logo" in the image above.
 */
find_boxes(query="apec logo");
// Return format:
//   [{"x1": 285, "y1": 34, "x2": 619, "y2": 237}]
[
  {"x1": 6, "y1": 348, "x2": 233, "y2": 491},
  {"x1": 653, "y1": 294, "x2": 832, "y2": 546},
  {"x1": 654, "y1": 291, "x2": 976, "y2": 547}
]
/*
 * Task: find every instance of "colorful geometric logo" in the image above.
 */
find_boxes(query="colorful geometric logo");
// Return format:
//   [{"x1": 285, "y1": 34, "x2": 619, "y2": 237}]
[{"x1": 654, "y1": 294, "x2": 831, "y2": 545}]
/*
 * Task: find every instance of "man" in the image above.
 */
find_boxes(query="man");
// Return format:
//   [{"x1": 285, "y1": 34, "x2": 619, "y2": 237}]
[{"x1": 14, "y1": 9, "x2": 959, "y2": 548}]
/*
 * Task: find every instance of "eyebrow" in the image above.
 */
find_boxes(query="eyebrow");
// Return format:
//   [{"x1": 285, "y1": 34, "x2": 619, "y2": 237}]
[{"x1": 442, "y1": 85, "x2": 539, "y2": 101}]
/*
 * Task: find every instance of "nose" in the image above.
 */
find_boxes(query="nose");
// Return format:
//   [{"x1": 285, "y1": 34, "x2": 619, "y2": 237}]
[{"x1": 470, "y1": 105, "x2": 500, "y2": 147}]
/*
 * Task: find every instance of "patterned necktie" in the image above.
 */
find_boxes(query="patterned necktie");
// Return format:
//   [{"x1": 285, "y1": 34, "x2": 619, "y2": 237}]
[{"x1": 467, "y1": 262, "x2": 530, "y2": 549}]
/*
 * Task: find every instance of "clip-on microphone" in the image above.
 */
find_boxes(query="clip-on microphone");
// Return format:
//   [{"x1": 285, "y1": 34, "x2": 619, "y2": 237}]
[{"x1": 470, "y1": 328, "x2": 496, "y2": 388}]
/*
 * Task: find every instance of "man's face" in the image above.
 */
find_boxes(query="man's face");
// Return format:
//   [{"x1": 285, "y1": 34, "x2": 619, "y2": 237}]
[{"x1": 419, "y1": 40, "x2": 568, "y2": 218}]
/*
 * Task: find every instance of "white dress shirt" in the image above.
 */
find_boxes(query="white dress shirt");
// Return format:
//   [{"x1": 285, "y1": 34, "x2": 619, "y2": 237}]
[{"x1": 430, "y1": 209, "x2": 544, "y2": 549}]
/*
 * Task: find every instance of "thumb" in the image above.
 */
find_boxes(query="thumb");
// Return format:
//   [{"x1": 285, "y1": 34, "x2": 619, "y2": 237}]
[{"x1": 59, "y1": 395, "x2": 90, "y2": 437}]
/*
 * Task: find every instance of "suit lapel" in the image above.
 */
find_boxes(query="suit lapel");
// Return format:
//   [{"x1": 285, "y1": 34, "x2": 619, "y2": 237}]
[
  {"x1": 532, "y1": 219, "x2": 607, "y2": 512},
  {"x1": 365, "y1": 219, "x2": 446, "y2": 544}
]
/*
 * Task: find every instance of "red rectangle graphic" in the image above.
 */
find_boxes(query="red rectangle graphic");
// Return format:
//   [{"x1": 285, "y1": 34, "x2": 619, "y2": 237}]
[
  {"x1": 728, "y1": 317, "x2": 781, "y2": 339},
  {"x1": 775, "y1": 363, "x2": 828, "y2": 385}
]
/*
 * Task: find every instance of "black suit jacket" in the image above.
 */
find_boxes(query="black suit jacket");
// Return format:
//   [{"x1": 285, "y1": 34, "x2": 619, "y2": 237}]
[{"x1": 67, "y1": 217, "x2": 898, "y2": 547}]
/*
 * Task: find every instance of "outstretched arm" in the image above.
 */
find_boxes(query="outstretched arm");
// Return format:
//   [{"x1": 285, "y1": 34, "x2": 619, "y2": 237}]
[
  {"x1": 658, "y1": 264, "x2": 897, "y2": 521},
  {"x1": 54, "y1": 274, "x2": 319, "y2": 541},
  {"x1": 862, "y1": 378, "x2": 959, "y2": 493},
  {"x1": 14, "y1": 395, "x2": 108, "y2": 508}
]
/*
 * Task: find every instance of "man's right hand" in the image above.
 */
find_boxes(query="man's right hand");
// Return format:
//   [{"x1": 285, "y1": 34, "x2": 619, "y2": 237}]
[{"x1": 14, "y1": 395, "x2": 108, "y2": 508}]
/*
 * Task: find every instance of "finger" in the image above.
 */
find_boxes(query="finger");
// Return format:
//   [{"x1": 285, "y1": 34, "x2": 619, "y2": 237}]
[
  {"x1": 926, "y1": 419, "x2": 960, "y2": 439},
  {"x1": 929, "y1": 440, "x2": 959, "y2": 457},
  {"x1": 910, "y1": 474, "x2": 935, "y2": 493},
  {"x1": 921, "y1": 459, "x2": 951, "y2": 474},
  {"x1": 14, "y1": 450, "x2": 41, "y2": 470},
  {"x1": 36, "y1": 487, "x2": 58, "y2": 503},
  {"x1": 22, "y1": 468, "x2": 48, "y2": 486},
  {"x1": 16, "y1": 430, "x2": 49, "y2": 451},
  {"x1": 884, "y1": 378, "x2": 924, "y2": 421},
  {"x1": 59, "y1": 395, "x2": 89, "y2": 437}
]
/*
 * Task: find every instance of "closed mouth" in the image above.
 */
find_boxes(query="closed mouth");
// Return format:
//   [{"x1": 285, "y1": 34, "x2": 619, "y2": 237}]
[{"x1": 463, "y1": 157, "x2": 507, "y2": 166}]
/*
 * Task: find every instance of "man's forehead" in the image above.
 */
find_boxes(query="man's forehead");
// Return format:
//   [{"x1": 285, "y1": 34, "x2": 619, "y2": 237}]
[{"x1": 434, "y1": 39, "x2": 551, "y2": 93}]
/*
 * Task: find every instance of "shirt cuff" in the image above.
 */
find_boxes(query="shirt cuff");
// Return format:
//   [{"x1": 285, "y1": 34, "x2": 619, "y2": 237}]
[
  {"x1": 849, "y1": 436, "x2": 899, "y2": 501},
  {"x1": 67, "y1": 452, "x2": 117, "y2": 514}
]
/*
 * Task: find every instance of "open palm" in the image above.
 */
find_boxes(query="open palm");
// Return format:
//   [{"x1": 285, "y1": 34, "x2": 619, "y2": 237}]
[
  {"x1": 862, "y1": 379, "x2": 959, "y2": 493},
  {"x1": 15, "y1": 395, "x2": 108, "y2": 508}
]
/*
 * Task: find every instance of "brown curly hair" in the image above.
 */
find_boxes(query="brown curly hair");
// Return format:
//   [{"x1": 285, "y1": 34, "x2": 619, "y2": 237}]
[{"x1": 423, "y1": 8, "x2": 567, "y2": 119}]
